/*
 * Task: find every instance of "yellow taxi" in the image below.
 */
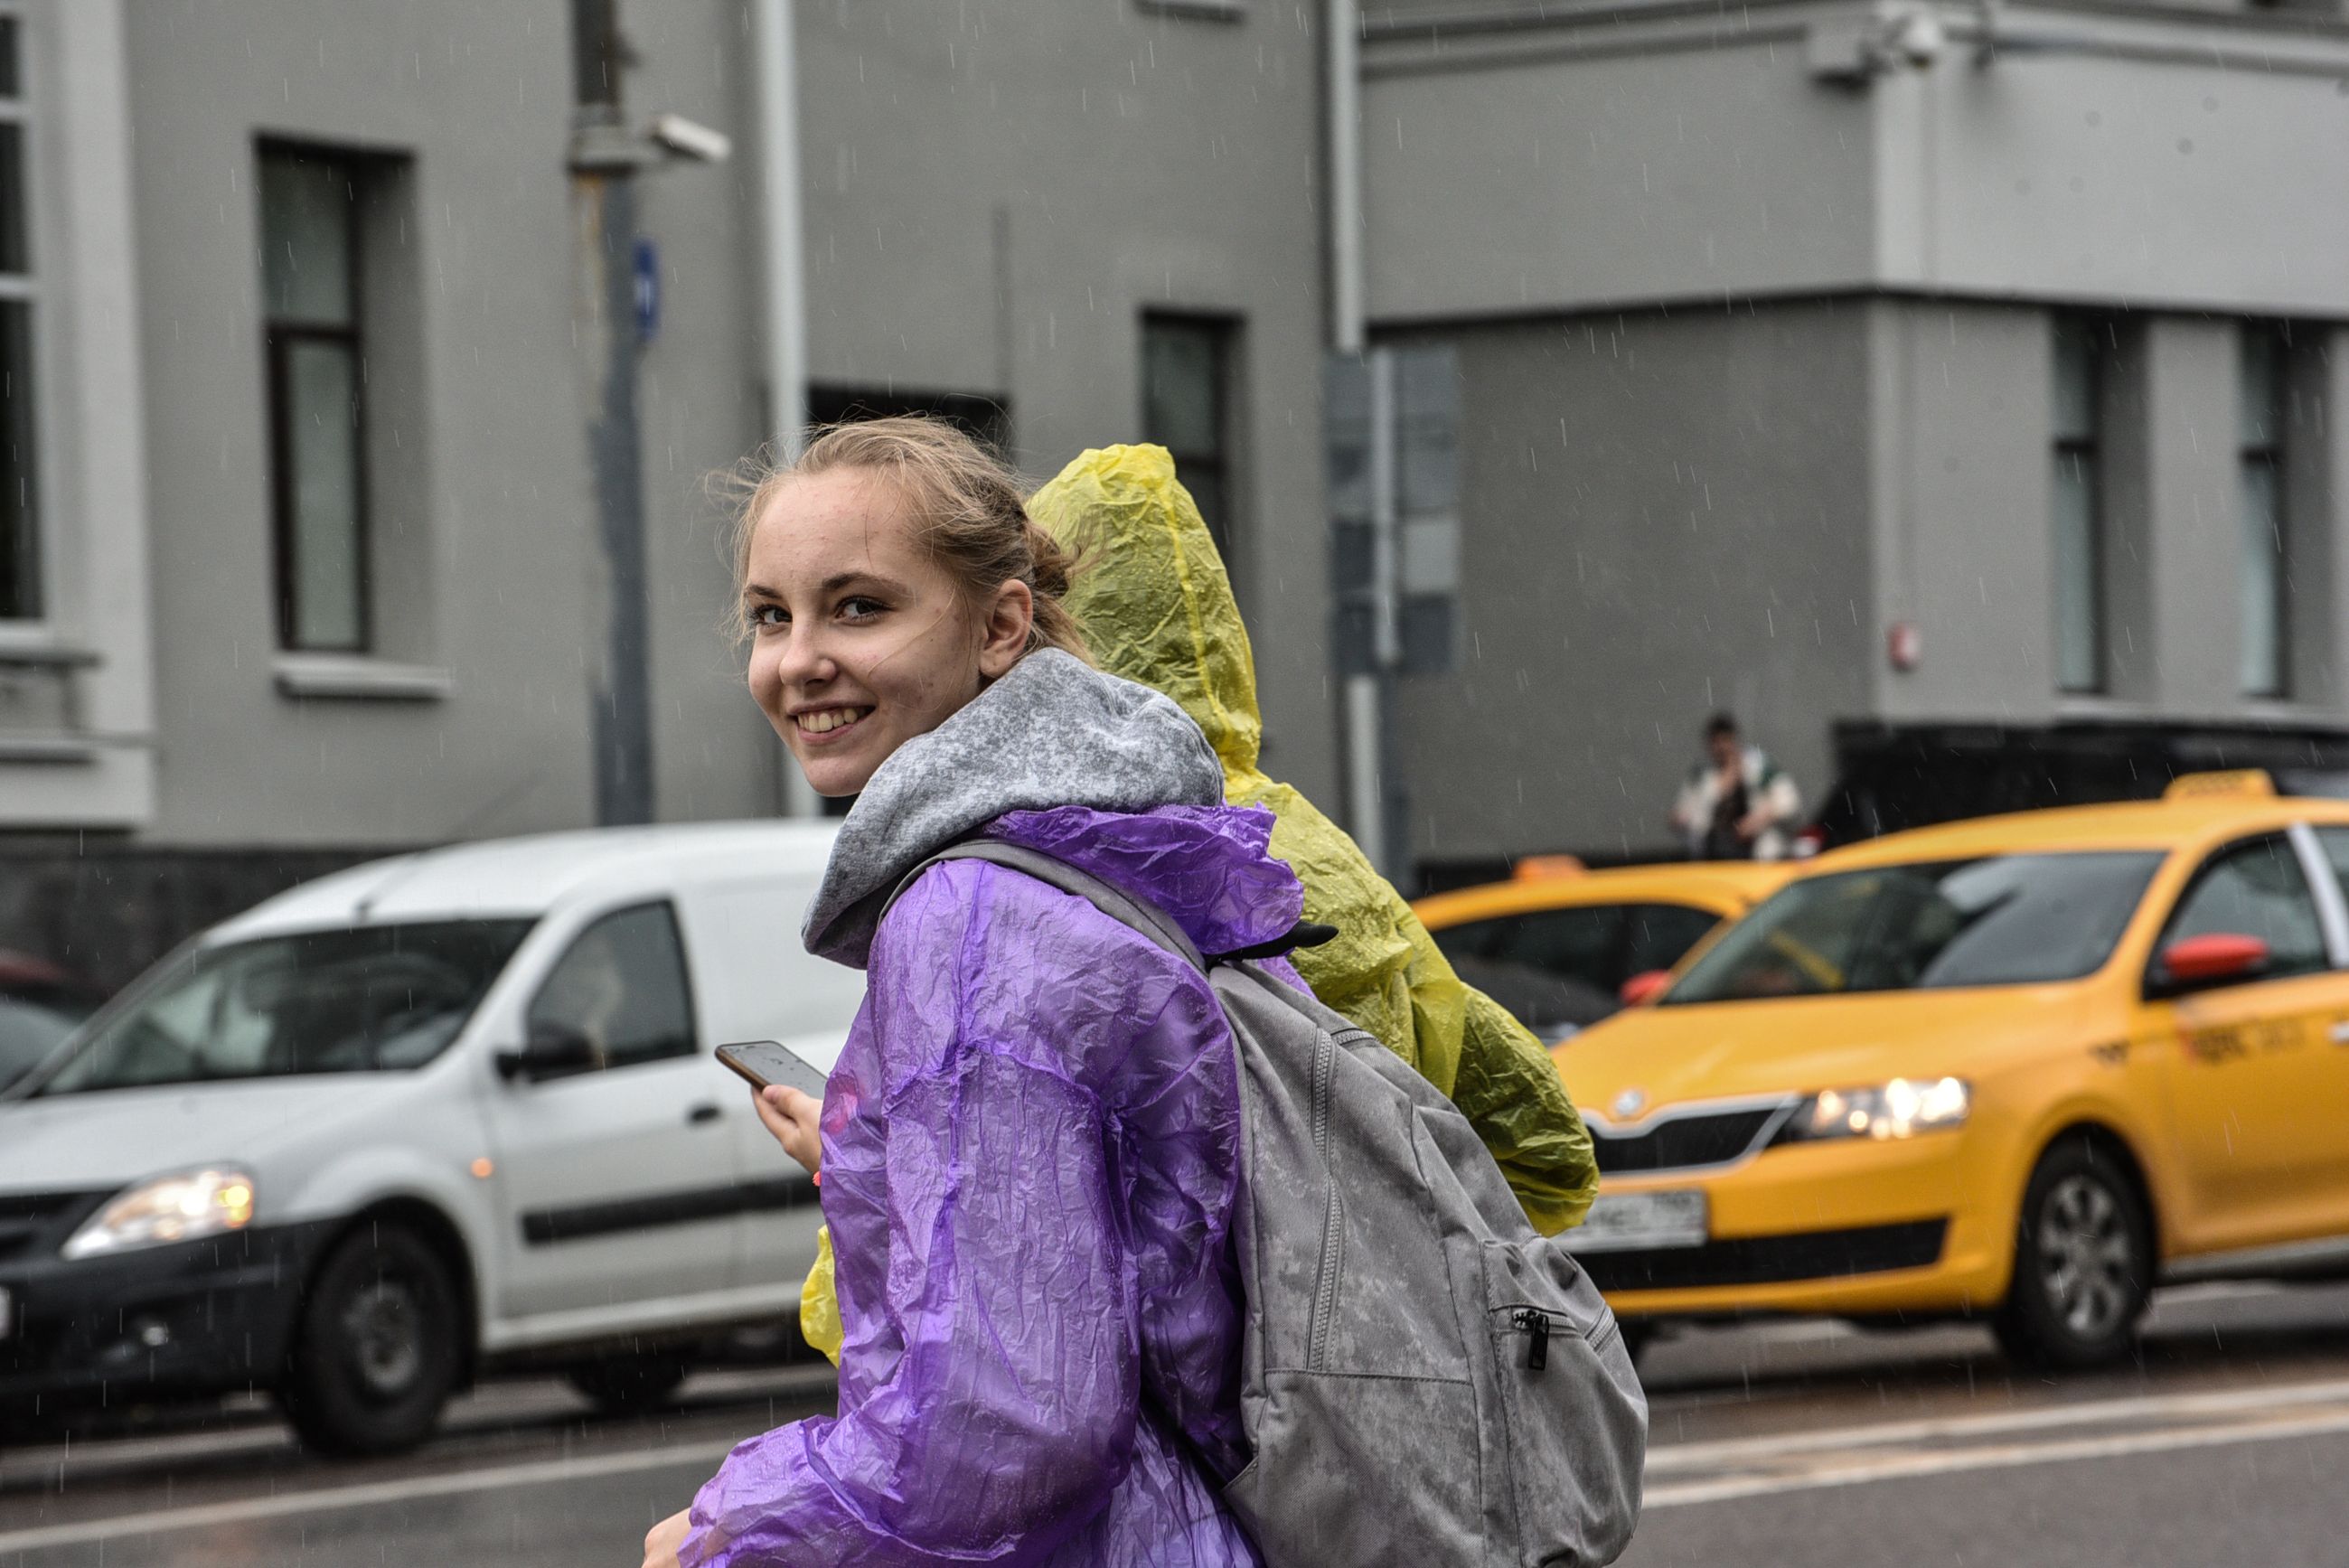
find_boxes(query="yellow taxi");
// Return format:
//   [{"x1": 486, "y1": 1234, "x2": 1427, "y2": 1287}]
[
  {"x1": 1553, "y1": 772, "x2": 2349, "y2": 1366},
  {"x1": 1415, "y1": 859, "x2": 1795, "y2": 1045}
]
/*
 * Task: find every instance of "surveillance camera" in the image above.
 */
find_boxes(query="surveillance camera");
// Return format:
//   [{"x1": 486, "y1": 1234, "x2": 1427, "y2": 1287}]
[
  {"x1": 648, "y1": 112, "x2": 731, "y2": 164},
  {"x1": 1893, "y1": 8, "x2": 1944, "y2": 66}
]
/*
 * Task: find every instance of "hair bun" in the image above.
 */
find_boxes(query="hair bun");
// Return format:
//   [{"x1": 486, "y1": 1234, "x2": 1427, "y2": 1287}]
[{"x1": 1024, "y1": 518, "x2": 1076, "y2": 600}]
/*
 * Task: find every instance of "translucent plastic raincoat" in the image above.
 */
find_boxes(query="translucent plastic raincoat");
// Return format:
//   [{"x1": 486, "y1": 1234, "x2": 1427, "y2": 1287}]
[
  {"x1": 1031, "y1": 443, "x2": 1599, "y2": 1235},
  {"x1": 686, "y1": 651, "x2": 1280, "y2": 1565}
]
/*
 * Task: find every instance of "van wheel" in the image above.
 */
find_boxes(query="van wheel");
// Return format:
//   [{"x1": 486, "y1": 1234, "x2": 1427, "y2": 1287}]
[
  {"x1": 1994, "y1": 1137, "x2": 2151, "y2": 1370},
  {"x1": 280, "y1": 1224, "x2": 461, "y2": 1457},
  {"x1": 568, "y1": 1354, "x2": 691, "y2": 1416}
]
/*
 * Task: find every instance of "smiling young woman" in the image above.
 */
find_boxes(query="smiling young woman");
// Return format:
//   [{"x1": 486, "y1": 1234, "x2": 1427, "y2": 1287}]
[
  {"x1": 731, "y1": 419, "x2": 1089, "y2": 799},
  {"x1": 643, "y1": 418, "x2": 1297, "y2": 1568}
]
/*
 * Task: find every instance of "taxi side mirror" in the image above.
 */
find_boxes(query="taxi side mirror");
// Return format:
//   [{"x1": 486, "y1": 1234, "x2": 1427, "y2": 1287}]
[
  {"x1": 1620, "y1": 970, "x2": 1674, "y2": 1008},
  {"x1": 2149, "y1": 933, "x2": 2270, "y2": 999}
]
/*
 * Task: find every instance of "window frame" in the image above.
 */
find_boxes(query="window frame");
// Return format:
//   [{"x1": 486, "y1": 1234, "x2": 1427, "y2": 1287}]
[
  {"x1": 258, "y1": 141, "x2": 374, "y2": 655},
  {"x1": 0, "y1": 5, "x2": 43, "y2": 627},
  {"x1": 2237, "y1": 323, "x2": 2291, "y2": 699},
  {"x1": 523, "y1": 897, "x2": 703, "y2": 1080},
  {"x1": 2141, "y1": 831, "x2": 2336, "y2": 1000},
  {"x1": 2052, "y1": 315, "x2": 2109, "y2": 696},
  {"x1": 1140, "y1": 311, "x2": 1242, "y2": 562}
]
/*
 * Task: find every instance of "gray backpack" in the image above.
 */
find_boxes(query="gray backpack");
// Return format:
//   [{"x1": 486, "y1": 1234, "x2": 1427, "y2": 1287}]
[{"x1": 896, "y1": 842, "x2": 1647, "y2": 1566}]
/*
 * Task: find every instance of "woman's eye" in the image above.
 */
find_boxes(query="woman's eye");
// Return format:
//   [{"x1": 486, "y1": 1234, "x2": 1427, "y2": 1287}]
[
  {"x1": 749, "y1": 604, "x2": 787, "y2": 628},
  {"x1": 838, "y1": 596, "x2": 886, "y2": 622}
]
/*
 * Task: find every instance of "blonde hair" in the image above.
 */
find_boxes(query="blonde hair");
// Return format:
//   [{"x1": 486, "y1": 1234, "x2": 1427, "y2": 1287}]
[{"x1": 726, "y1": 416, "x2": 1088, "y2": 662}]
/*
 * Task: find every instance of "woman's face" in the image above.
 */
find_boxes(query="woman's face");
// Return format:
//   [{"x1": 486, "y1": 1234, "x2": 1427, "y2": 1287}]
[{"x1": 744, "y1": 467, "x2": 1032, "y2": 798}]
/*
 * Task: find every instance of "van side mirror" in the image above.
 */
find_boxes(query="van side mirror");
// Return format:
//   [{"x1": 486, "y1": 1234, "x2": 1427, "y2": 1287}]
[
  {"x1": 2149, "y1": 933, "x2": 2270, "y2": 999},
  {"x1": 495, "y1": 1023, "x2": 600, "y2": 1082}
]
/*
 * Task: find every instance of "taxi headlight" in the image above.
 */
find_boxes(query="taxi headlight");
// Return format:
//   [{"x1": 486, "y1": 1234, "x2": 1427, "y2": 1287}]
[
  {"x1": 61, "y1": 1168, "x2": 258, "y2": 1260},
  {"x1": 1774, "y1": 1077, "x2": 1969, "y2": 1144}
]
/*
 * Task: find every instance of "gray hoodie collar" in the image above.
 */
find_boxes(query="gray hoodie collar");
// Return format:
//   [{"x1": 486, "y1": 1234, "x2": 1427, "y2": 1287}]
[{"x1": 802, "y1": 648, "x2": 1225, "y2": 968}]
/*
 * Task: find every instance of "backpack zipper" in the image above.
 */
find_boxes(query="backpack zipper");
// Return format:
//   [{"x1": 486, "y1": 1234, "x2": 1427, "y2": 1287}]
[{"x1": 1510, "y1": 1308, "x2": 1552, "y2": 1370}]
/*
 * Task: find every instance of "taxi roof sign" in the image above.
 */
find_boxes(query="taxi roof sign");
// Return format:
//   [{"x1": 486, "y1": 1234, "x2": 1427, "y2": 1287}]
[
  {"x1": 2163, "y1": 769, "x2": 2276, "y2": 801},
  {"x1": 1512, "y1": 854, "x2": 1587, "y2": 881}
]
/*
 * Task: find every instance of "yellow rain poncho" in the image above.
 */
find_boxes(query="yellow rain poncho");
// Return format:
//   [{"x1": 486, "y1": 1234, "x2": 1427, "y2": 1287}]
[
  {"x1": 1033, "y1": 443, "x2": 1598, "y2": 1235},
  {"x1": 797, "y1": 441, "x2": 1599, "y2": 1366}
]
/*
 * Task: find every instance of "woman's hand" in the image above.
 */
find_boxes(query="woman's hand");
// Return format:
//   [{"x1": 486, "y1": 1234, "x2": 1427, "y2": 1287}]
[
  {"x1": 642, "y1": 1508, "x2": 691, "y2": 1568},
  {"x1": 752, "y1": 1084, "x2": 823, "y2": 1177}
]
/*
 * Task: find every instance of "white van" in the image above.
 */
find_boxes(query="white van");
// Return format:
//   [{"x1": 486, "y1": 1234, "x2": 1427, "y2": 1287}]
[{"x1": 0, "y1": 822, "x2": 858, "y2": 1454}]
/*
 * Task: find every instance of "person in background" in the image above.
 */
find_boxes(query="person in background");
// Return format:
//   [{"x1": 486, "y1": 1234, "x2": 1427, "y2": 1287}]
[{"x1": 1669, "y1": 711, "x2": 1802, "y2": 860}]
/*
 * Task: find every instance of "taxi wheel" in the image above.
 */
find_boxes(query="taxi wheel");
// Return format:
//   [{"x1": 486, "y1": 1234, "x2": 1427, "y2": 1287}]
[
  {"x1": 280, "y1": 1224, "x2": 462, "y2": 1457},
  {"x1": 1994, "y1": 1137, "x2": 2152, "y2": 1370}
]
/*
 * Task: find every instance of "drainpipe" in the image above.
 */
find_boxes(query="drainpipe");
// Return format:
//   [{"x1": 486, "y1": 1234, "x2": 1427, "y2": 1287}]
[
  {"x1": 1329, "y1": 0, "x2": 1397, "y2": 875},
  {"x1": 571, "y1": 0, "x2": 655, "y2": 827},
  {"x1": 752, "y1": 0, "x2": 821, "y2": 819},
  {"x1": 1328, "y1": 0, "x2": 1365, "y2": 360}
]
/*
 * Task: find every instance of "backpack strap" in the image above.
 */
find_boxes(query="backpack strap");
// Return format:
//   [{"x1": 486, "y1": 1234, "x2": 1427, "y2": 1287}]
[
  {"x1": 884, "y1": 840, "x2": 1339, "y2": 969},
  {"x1": 881, "y1": 840, "x2": 1207, "y2": 972}
]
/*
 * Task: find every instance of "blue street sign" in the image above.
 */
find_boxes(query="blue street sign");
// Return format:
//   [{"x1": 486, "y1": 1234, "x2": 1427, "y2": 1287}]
[{"x1": 634, "y1": 238, "x2": 660, "y2": 342}]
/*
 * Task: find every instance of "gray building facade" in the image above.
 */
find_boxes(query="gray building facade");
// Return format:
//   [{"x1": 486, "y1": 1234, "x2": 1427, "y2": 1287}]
[
  {"x1": 1361, "y1": 0, "x2": 2349, "y2": 869},
  {"x1": 0, "y1": 0, "x2": 1337, "y2": 981},
  {"x1": 2, "y1": 0, "x2": 2345, "y2": 979}
]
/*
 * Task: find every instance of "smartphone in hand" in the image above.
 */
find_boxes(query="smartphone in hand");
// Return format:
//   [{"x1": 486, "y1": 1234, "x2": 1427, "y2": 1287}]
[{"x1": 716, "y1": 1038, "x2": 832, "y2": 1100}]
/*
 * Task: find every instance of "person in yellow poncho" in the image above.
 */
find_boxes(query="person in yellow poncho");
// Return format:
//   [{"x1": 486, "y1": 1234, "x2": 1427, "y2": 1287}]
[{"x1": 791, "y1": 442, "x2": 1598, "y2": 1362}]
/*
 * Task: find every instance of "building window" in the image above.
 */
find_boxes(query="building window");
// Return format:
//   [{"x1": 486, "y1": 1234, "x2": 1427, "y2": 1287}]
[
  {"x1": 0, "y1": 14, "x2": 40, "y2": 623},
  {"x1": 1142, "y1": 315, "x2": 1238, "y2": 559},
  {"x1": 1327, "y1": 343, "x2": 1462, "y2": 680},
  {"x1": 1394, "y1": 343, "x2": 1461, "y2": 676},
  {"x1": 260, "y1": 147, "x2": 373, "y2": 653},
  {"x1": 2238, "y1": 324, "x2": 2290, "y2": 699},
  {"x1": 2052, "y1": 316, "x2": 2106, "y2": 695},
  {"x1": 804, "y1": 384, "x2": 1011, "y2": 456}
]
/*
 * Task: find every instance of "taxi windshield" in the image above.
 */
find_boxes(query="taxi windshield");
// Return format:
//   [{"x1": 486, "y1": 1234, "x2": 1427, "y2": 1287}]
[
  {"x1": 33, "y1": 920, "x2": 534, "y2": 1094},
  {"x1": 1663, "y1": 851, "x2": 2164, "y2": 1004}
]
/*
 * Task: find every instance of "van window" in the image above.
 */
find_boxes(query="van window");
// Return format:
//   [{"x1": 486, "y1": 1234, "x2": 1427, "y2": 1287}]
[
  {"x1": 526, "y1": 902, "x2": 698, "y2": 1075},
  {"x1": 39, "y1": 920, "x2": 533, "y2": 1093}
]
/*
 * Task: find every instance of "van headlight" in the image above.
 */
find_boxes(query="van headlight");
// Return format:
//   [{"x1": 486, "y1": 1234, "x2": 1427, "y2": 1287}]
[
  {"x1": 1774, "y1": 1078, "x2": 1969, "y2": 1144},
  {"x1": 62, "y1": 1168, "x2": 258, "y2": 1260}
]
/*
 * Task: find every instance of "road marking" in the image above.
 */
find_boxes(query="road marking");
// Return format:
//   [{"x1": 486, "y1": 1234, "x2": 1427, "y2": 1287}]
[
  {"x1": 0, "y1": 1437, "x2": 741, "y2": 1554},
  {"x1": 1645, "y1": 1375, "x2": 2349, "y2": 1508},
  {"x1": 1645, "y1": 1403, "x2": 2349, "y2": 1508},
  {"x1": 1646, "y1": 1373, "x2": 2349, "y2": 1471},
  {"x1": 11, "y1": 1374, "x2": 2349, "y2": 1546}
]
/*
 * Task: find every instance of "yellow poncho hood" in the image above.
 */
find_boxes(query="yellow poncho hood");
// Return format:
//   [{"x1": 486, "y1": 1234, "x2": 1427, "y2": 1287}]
[{"x1": 1031, "y1": 444, "x2": 1598, "y2": 1233}]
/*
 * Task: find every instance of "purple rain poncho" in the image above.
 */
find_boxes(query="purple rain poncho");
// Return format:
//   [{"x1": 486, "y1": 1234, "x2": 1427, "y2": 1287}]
[{"x1": 685, "y1": 651, "x2": 1297, "y2": 1566}]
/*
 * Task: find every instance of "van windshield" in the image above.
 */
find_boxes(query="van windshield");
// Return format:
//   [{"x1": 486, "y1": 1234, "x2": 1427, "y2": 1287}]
[
  {"x1": 1663, "y1": 852, "x2": 2163, "y2": 1004},
  {"x1": 36, "y1": 920, "x2": 534, "y2": 1094}
]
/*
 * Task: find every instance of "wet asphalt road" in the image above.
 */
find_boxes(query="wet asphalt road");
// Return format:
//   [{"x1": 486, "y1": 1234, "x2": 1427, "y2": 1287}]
[{"x1": 5, "y1": 1280, "x2": 2348, "y2": 1566}]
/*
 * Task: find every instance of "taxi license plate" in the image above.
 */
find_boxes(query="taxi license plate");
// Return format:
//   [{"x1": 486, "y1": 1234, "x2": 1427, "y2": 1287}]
[{"x1": 1563, "y1": 1190, "x2": 1707, "y2": 1253}]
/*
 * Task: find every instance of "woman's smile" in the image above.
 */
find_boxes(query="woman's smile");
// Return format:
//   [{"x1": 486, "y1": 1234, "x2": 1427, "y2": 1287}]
[{"x1": 792, "y1": 704, "x2": 874, "y2": 741}]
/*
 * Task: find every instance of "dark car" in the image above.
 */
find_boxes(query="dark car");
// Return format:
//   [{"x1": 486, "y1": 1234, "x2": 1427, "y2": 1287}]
[{"x1": 1799, "y1": 719, "x2": 2349, "y2": 854}]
